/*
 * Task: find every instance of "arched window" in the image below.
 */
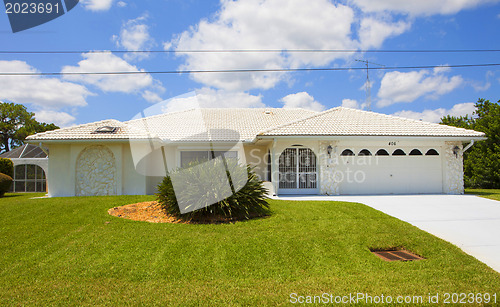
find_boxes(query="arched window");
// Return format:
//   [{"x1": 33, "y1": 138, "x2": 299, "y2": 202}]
[
  {"x1": 340, "y1": 149, "x2": 355, "y2": 156},
  {"x1": 409, "y1": 149, "x2": 423, "y2": 156},
  {"x1": 392, "y1": 149, "x2": 406, "y2": 156},
  {"x1": 358, "y1": 149, "x2": 372, "y2": 156},
  {"x1": 375, "y1": 149, "x2": 390, "y2": 156},
  {"x1": 426, "y1": 149, "x2": 439, "y2": 156},
  {"x1": 12, "y1": 164, "x2": 46, "y2": 192}
]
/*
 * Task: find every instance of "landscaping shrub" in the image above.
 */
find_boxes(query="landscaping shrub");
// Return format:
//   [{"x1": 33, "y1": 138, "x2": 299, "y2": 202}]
[
  {"x1": 0, "y1": 173, "x2": 13, "y2": 197},
  {"x1": 157, "y1": 158, "x2": 270, "y2": 221},
  {"x1": 0, "y1": 158, "x2": 14, "y2": 178}
]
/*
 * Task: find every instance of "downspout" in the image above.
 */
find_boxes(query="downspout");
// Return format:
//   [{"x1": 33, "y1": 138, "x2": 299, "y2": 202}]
[{"x1": 462, "y1": 140, "x2": 475, "y2": 153}]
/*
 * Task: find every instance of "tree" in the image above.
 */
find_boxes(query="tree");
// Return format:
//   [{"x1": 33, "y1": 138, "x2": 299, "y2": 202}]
[
  {"x1": 440, "y1": 98, "x2": 500, "y2": 188},
  {"x1": 0, "y1": 102, "x2": 59, "y2": 153}
]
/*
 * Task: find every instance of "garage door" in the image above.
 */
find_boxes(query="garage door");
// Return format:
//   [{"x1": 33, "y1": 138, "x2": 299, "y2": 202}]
[{"x1": 336, "y1": 148, "x2": 443, "y2": 195}]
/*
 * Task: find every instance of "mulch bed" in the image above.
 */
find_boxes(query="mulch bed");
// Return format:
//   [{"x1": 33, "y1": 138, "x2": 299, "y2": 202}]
[
  {"x1": 108, "y1": 201, "x2": 268, "y2": 224},
  {"x1": 108, "y1": 201, "x2": 184, "y2": 224}
]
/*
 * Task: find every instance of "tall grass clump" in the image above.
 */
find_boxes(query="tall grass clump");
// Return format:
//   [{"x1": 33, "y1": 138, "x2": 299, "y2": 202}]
[{"x1": 157, "y1": 158, "x2": 270, "y2": 222}]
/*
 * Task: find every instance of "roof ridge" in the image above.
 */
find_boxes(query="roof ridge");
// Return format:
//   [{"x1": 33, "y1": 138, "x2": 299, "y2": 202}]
[
  {"x1": 126, "y1": 108, "x2": 195, "y2": 123},
  {"x1": 258, "y1": 107, "x2": 341, "y2": 135}
]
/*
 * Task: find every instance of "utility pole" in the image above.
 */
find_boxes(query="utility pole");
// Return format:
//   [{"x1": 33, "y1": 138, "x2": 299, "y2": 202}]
[{"x1": 355, "y1": 59, "x2": 385, "y2": 111}]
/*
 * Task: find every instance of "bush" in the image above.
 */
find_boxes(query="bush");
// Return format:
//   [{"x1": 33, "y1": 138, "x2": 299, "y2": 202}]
[
  {"x1": 0, "y1": 158, "x2": 14, "y2": 178},
  {"x1": 0, "y1": 173, "x2": 13, "y2": 197},
  {"x1": 157, "y1": 158, "x2": 270, "y2": 222}
]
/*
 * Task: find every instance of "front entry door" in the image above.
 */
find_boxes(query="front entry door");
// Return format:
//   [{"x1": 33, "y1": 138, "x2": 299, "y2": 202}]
[{"x1": 278, "y1": 148, "x2": 318, "y2": 194}]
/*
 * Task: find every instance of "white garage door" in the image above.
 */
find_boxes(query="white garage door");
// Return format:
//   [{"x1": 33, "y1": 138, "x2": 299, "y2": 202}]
[{"x1": 336, "y1": 148, "x2": 443, "y2": 195}]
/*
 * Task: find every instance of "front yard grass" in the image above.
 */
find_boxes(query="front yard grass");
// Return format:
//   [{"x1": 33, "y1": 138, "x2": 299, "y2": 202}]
[
  {"x1": 1, "y1": 193, "x2": 499, "y2": 305},
  {"x1": 466, "y1": 188, "x2": 500, "y2": 201}
]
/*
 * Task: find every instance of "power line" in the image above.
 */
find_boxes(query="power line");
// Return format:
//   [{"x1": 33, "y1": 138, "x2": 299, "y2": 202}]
[
  {"x1": 0, "y1": 63, "x2": 498, "y2": 76},
  {"x1": 0, "y1": 49, "x2": 500, "y2": 54}
]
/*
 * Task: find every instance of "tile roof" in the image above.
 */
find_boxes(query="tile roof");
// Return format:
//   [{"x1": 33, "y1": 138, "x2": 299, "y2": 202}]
[
  {"x1": 259, "y1": 107, "x2": 485, "y2": 138},
  {"x1": 26, "y1": 107, "x2": 485, "y2": 143},
  {"x1": 126, "y1": 108, "x2": 317, "y2": 142},
  {"x1": 26, "y1": 119, "x2": 157, "y2": 141}
]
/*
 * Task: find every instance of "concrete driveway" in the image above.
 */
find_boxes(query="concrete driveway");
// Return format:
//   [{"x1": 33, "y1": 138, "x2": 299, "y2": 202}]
[{"x1": 273, "y1": 194, "x2": 500, "y2": 273}]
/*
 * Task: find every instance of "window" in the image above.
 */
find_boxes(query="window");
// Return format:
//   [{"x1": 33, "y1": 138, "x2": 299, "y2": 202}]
[
  {"x1": 392, "y1": 149, "x2": 406, "y2": 156},
  {"x1": 358, "y1": 149, "x2": 372, "y2": 156},
  {"x1": 426, "y1": 149, "x2": 439, "y2": 156},
  {"x1": 340, "y1": 149, "x2": 355, "y2": 156},
  {"x1": 409, "y1": 149, "x2": 423, "y2": 156},
  {"x1": 375, "y1": 149, "x2": 390, "y2": 156},
  {"x1": 11, "y1": 164, "x2": 46, "y2": 192},
  {"x1": 180, "y1": 150, "x2": 238, "y2": 167},
  {"x1": 181, "y1": 151, "x2": 209, "y2": 167}
]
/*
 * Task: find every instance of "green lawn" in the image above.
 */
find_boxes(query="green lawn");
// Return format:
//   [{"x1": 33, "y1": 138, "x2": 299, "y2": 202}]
[
  {"x1": 466, "y1": 188, "x2": 500, "y2": 202},
  {"x1": 1, "y1": 193, "x2": 499, "y2": 306}
]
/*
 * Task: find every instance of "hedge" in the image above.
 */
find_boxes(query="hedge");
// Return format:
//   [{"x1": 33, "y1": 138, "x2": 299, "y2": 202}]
[
  {"x1": 0, "y1": 158, "x2": 14, "y2": 178},
  {"x1": 0, "y1": 173, "x2": 13, "y2": 197}
]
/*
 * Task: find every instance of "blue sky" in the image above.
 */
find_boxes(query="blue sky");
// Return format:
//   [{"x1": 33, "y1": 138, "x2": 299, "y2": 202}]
[{"x1": 0, "y1": 0, "x2": 499, "y2": 127}]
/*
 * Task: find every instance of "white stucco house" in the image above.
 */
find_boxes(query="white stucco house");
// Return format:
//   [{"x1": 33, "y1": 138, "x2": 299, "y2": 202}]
[{"x1": 26, "y1": 107, "x2": 485, "y2": 197}]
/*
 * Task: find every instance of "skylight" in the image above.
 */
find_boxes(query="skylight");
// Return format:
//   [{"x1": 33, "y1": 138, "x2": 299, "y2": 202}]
[{"x1": 93, "y1": 126, "x2": 119, "y2": 134}]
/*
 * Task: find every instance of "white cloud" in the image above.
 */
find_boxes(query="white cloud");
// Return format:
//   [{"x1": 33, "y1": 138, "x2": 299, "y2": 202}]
[
  {"x1": 142, "y1": 90, "x2": 163, "y2": 103},
  {"x1": 350, "y1": 0, "x2": 499, "y2": 16},
  {"x1": 341, "y1": 98, "x2": 366, "y2": 109},
  {"x1": 61, "y1": 52, "x2": 154, "y2": 93},
  {"x1": 471, "y1": 81, "x2": 491, "y2": 91},
  {"x1": 168, "y1": 0, "x2": 360, "y2": 91},
  {"x1": 117, "y1": 1, "x2": 126, "y2": 7},
  {"x1": 358, "y1": 17, "x2": 410, "y2": 48},
  {"x1": 80, "y1": 0, "x2": 113, "y2": 11},
  {"x1": 35, "y1": 110, "x2": 76, "y2": 127},
  {"x1": 470, "y1": 71, "x2": 494, "y2": 91},
  {"x1": 0, "y1": 60, "x2": 91, "y2": 109},
  {"x1": 113, "y1": 15, "x2": 155, "y2": 61},
  {"x1": 393, "y1": 102, "x2": 476, "y2": 123},
  {"x1": 160, "y1": 88, "x2": 264, "y2": 114},
  {"x1": 377, "y1": 68, "x2": 464, "y2": 107},
  {"x1": 280, "y1": 92, "x2": 326, "y2": 111}
]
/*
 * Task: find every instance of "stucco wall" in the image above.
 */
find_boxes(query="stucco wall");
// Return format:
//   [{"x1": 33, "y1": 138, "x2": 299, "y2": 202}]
[
  {"x1": 443, "y1": 141, "x2": 464, "y2": 194},
  {"x1": 47, "y1": 142, "x2": 148, "y2": 197},
  {"x1": 244, "y1": 144, "x2": 268, "y2": 180},
  {"x1": 122, "y1": 144, "x2": 148, "y2": 195},
  {"x1": 47, "y1": 144, "x2": 73, "y2": 197},
  {"x1": 319, "y1": 141, "x2": 339, "y2": 195}
]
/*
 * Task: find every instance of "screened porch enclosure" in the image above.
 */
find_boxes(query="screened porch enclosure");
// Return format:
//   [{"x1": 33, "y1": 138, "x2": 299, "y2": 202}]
[{"x1": 11, "y1": 164, "x2": 47, "y2": 193}]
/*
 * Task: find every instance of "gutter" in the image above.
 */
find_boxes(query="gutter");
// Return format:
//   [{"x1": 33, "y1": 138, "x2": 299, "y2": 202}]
[{"x1": 255, "y1": 135, "x2": 487, "y2": 142}]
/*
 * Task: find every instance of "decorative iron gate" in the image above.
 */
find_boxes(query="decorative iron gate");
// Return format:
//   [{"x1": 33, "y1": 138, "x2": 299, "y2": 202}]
[{"x1": 279, "y1": 148, "x2": 317, "y2": 190}]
